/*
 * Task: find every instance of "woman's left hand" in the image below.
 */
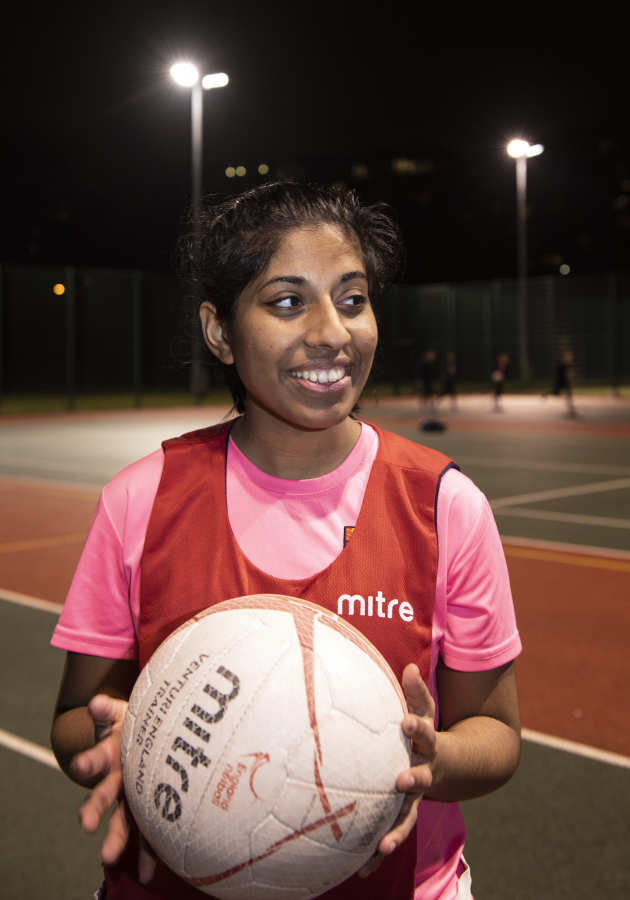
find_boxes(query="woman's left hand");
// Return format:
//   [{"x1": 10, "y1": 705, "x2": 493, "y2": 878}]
[{"x1": 358, "y1": 662, "x2": 437, "y2": 877}]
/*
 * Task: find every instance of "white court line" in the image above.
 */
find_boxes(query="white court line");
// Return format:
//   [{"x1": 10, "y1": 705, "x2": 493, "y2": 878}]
[
  {"x1": 496, "y1": 507, "x2": 630, "y2": 529},
  {"x1": 1, "y1": 722, "x2": 629, "y2": 775},
  {"x1": 0, "y1": 588, "x2": 61, "y2": 614},
  {"x1": 501, "y1": 535, "x2": 630, "y2": 560},
  {"x1": 458, "y1": 456, "x2": 630, "y2": 477},
  {"x1": 490, "y1": 476, "x2": 630, "y2": 510},
  {"x1": 0, "y1": 728, "x2": 59, "y2": 770},
  {"x1": 521, "y1": 728, "x2": 630, "y2": 770}
]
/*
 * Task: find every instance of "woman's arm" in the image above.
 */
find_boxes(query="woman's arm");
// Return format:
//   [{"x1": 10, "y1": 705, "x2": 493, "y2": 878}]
[
  {"x1": 51, "y1": 652, "x2": 138, "y2": 779},
  {"x1": 368, "y1": 658, "x2": 520, "y2": 865},
  {"x1": 51, "y1": 652, "x2": 141, "y2": 867},
  {"x1": 426, "y1": 658, "x2": 520, "y2": 801}
]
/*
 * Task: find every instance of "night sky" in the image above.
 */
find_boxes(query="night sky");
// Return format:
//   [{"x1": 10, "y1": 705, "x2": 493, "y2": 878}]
[{"x1": 4, "y1": 6, "x2": 629, "y2": 285}]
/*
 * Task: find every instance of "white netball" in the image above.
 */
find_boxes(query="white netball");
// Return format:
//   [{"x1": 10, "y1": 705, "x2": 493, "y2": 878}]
[{"x1": 121, "y1": 594, "x2": 411, "y2": 899}]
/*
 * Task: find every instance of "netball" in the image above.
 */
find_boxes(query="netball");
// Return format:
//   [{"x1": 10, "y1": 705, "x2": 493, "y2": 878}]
[{"x1": 120, "y1": 594, "x2": 411, "y2": 899}]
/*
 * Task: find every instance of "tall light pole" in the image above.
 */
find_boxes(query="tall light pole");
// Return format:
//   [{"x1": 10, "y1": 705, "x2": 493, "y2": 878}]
[
  {"x1": 506, "y1": 138, "x2": 543, "y2": 384},
  {"x1": 170, "y1": 63, "x2": 229, "y2": 401}
]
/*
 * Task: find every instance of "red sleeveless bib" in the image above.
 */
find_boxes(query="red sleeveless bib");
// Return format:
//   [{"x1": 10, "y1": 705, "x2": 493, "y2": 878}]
[{"x1": 106, "y1": 421, "x2": 454, "y2": 900}]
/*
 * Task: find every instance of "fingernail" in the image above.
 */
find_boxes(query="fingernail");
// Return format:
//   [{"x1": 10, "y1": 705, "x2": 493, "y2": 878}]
[{"x1": 400, "y1": 773, "x2": 414, "y2": 790}]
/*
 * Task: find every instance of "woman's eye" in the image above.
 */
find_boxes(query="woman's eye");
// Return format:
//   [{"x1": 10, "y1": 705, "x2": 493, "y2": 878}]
[
  {"x1": 271, "y1": 295, "x2": 301, "y2": 310},
  {"x1": 340, "y1": 293, "x2": 367, "y2": 308}
]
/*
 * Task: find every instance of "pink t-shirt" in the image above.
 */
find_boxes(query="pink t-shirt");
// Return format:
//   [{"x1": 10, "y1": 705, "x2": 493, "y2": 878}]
[{"x1": 51, "y1": 422, "x2": 521, "y2": 900}]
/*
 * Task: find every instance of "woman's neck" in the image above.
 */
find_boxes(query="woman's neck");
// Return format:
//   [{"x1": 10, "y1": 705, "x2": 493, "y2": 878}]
[{"x1": 230, "y1": 414, "x2": 361, "y2": 479}]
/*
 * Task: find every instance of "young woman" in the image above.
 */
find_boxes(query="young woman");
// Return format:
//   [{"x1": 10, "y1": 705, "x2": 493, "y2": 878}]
[{"x1": 50, "y1": 181, "x2": 522, "y2": 900}]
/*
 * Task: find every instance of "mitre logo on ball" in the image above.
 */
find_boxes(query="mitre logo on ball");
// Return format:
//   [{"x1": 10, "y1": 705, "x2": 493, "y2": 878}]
[{"x1": 121, "y1": 594, "x2": 411, "y2": 900}]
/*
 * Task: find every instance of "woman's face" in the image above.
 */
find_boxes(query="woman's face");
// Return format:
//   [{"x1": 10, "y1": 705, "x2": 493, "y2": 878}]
[{"x1": 202, "y1": 224, "x2": 378, "y2": 433}]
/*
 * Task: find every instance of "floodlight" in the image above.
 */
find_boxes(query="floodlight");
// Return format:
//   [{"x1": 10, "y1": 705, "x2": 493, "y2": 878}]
[
  {"x1": 202, "y1": 72, "x2": 229, "y2": 90},
  {"x1": 170, "y1": 62, "x2": 200, "y2": 87},
  {"x1": 507, "y1": 139, "x2": 544, "y2": 159}
]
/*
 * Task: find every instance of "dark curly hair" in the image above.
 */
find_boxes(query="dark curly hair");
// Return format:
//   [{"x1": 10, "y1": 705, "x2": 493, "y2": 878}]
[{"x1": 176, "y1": 180, "x2": 404, "y2": 412}]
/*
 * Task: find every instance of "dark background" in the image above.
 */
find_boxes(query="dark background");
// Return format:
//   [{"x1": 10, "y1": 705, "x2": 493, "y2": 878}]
[{"x1": 3, "y1": 5, "x2": 629, "y2": 285}]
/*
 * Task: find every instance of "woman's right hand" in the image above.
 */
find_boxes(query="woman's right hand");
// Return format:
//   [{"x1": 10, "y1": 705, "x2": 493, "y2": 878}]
[
  {"x1": 71, "y1": 694, "x2": 158, "y2": 881},
  {"x1": 71, "y1": 693, "x2": 130, "y2": 864}
]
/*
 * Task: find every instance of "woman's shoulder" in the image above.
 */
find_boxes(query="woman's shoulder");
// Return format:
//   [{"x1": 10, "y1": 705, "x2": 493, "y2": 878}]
[
  {"x1": 101, "y1": 448, "x2": 165, "y2": 516},
  {"x1": 368, "y1": 422, "x2": 454, "y2": 474},
  {"x1": 438, "y1": 466, "x2": 493, "y2": 540}
]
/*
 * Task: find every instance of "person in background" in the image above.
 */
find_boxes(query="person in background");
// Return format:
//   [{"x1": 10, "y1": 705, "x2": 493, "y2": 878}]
[
  {"x1": 417, "y1": 348, "x2": 438, "y2": 416},
  {"x1": 491, "y1": 352, "x2": 510, "y2": 412},
  {"x1": 439, "y1": 351, "x2": 458, "y2": 412},
  {"x1": 544, "y1": 348, "x2": 578, "y2": 418}
]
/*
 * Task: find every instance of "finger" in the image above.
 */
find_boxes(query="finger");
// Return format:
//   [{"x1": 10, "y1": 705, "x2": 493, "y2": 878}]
[
  {"x1": 101, "y1": 802, "x2": 130, "y2": 865},
  {"x1": 88, "y1": 694, "x2": 126, "y2": 737},
  {"x1": 377, "y1": 793, "x2": 421, "y2": 856},
  {"x1": 402, "y1": 713, "x2": 437, "y2": 761},
  {"x1": 138, "y1": 834, "x2": 158, "y2": 884},
  {"x1": 71, "y1": 740, "x2": 113, "y2": 782},
  {"x1": 396, "y1": 761, "x2": 433, "y2": 795},
  {"x1": 79, "y1": 770, "x2": 123, "y2": 832},
  {"x1": 401, "y1": 664, "x2": 435, "y2": 717}
]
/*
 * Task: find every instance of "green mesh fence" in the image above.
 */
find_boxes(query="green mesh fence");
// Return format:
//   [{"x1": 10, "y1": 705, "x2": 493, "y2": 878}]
[{"x1": 1, "y1": 266, "x2": 628, "y2": 408}]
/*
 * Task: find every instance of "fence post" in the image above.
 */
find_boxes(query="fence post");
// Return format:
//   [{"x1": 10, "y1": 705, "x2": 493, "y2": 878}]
[
  {"x1": 446, "y1": 284, "x2": 456, "y2": 355},
  {"x1": 132, "y1": 270, "x2": 143, "y2": 408},
  {"x1": 545, "y1": 276, "x2": 556, "y2": 385},
  {"x1": 64, "y1": 266, "x2": 76, "y2": 411},
  {"x1": 609, "y1": 273, "x2": 620, "y2": 396},
  {"x1": 0, "y1": 264, "x2": 3, "y2": 413}
]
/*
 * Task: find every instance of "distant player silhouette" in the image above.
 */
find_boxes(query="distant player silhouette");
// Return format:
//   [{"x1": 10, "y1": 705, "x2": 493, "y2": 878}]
[
  {"x1": 491, "y1": 353, "x2": 510, "y2": 412},
  {"x1": 439, "y1": 352, "x2": 457, "y2": 412},
  {"x1": 544, "y1": 349, "x2": 578, "y2": 417}
]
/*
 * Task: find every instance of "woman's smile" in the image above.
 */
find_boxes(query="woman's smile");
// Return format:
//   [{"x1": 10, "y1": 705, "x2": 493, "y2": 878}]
[{"x1": 288, "y1": 362, "x2": 351, "y2": 390}]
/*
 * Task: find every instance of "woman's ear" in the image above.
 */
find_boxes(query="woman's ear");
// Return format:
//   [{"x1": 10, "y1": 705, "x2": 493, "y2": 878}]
[{"x1": 199, "y1": 302, "x2": 234, "y2": 365}]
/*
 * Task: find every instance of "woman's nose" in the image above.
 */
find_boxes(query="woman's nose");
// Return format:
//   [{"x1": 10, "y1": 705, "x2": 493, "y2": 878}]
[{"x1": 304, "y1": 298, "x2": 351, "y2": 349}]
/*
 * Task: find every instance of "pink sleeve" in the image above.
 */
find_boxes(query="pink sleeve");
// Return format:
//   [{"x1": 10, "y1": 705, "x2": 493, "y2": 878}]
[
  {"x1": 50, "y1": 450, "x2": 163, "y2": 660},
  {"x1": 436, "y1": 468, "x2": 522, "y2": 671}
]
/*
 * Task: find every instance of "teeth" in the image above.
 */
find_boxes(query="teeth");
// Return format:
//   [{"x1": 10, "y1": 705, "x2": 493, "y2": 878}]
[{"x1": 291, "y1": 367, "x2": 346, "y2": 384}]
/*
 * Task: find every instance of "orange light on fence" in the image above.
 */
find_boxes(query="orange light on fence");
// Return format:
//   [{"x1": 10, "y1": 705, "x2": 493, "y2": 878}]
[{"x1": 53, "y1": 283, "x2": 66, "y2": 296}]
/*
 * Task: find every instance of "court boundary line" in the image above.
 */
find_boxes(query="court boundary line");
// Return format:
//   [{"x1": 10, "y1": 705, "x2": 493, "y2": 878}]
[
  {"x1": 1, "y1": 722, "x2": 628, "y2": 775},
  {"x1": 490, "y1": 476, "x2": 630, "y2": 510},
  {"x1": 521, "y1": 728, "x2": 630, "y2": 769},
  {"x1": 0, "y1": 727, "x2": 59, "y2": 770},
  {"x1": 457, "y1": 455, "x2": 630, "y2": 477},
  {"x1": 1, "y1": 588, "x2": 61, "y2": 614},
  {"x1": 501, "y1": 534, "x2": 630, "y2": 560},
  {"x1": 497, "y1": 507, "x2": 630, "y2": 531}
]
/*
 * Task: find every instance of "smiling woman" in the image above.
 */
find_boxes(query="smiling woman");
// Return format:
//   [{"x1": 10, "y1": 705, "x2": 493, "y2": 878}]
[
  {"x1": 178, "y1": 182, "x2": 402, "y2": 419},
  {"x1": 199, "y1": 223, "x2": 378, "y2": 473},
  {"x1": 50, "y1": 181, "x2": 522, "y2": 900}
]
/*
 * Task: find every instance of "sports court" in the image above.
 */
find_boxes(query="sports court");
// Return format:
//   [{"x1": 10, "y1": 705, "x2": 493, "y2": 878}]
[{"x1": 1, "y1": 392, "x2": 629, "y2": 899}]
